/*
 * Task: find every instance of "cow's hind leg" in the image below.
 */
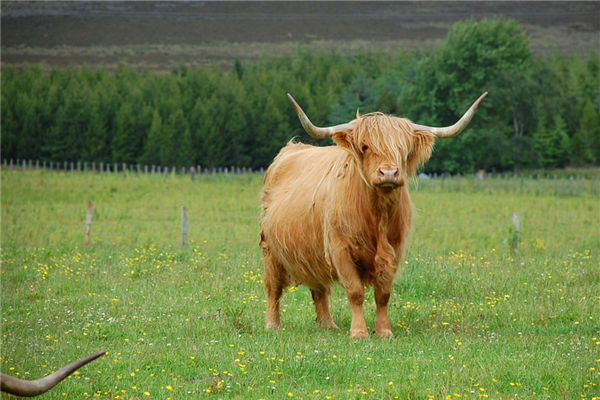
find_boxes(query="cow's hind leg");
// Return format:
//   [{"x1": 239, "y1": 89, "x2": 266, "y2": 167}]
[
  {"x1": 311, "y1": 287, "x2": 338, "y2": 329},
  {"x1": 263, "y1": 250, "x2": 288, "y2": 330}
]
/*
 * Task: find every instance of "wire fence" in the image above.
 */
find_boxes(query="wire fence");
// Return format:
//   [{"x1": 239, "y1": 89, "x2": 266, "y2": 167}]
[
  {"x1": 410, "y1": 172, "x2": 599, "y2": 197},
  {"x1": 3, "y1": 158, "x2": 599, "y2": 197},
  {"x1": 2, "y1": 158, "x2": 260, "y2": 178}
]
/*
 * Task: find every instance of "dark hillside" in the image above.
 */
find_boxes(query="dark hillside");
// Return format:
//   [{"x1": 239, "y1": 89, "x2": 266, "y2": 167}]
[{"x1": 2, "y1": 1, "x2": 598, "y2": 69}]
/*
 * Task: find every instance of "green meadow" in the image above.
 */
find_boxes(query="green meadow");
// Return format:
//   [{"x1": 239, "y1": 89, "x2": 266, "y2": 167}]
[{"x1": 1, "y1": 169, "x2": 598, "y2": 399}]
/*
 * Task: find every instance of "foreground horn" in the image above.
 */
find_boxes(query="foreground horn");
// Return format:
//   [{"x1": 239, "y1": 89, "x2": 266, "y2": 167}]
[
  {"x1": 412, "y1": 92, "x2": 488, "y2": 138},
  {"x1": 1, "y1": 351, "x2": 107, "y2": 397},
  {"x1": 287, "y1": 93, "x2": 354, "y2": 139}
]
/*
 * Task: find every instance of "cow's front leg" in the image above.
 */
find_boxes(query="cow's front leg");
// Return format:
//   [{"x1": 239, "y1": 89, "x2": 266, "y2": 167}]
[
  {"x1": 330, "y1": 243, "x2": 368, "y2": 339},
  {"x1": 374, "y1": 279, "x2": 393, "y2": 338},
  {"x1": 346, "y1": 282, "x2": 368, "y2": 339}
]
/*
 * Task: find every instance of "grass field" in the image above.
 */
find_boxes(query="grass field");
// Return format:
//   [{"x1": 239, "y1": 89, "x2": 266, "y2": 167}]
[{"x1": 1, "y1": 169, "x2": 598, "y2": 399}]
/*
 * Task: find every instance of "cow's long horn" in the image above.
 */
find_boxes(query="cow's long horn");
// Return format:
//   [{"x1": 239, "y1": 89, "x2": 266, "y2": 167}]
[
  {"x1": 412, "y1": 92, "x2": 488, "y2": 138},
  {"x1": 1, "y1": 351, "x2": 107, "y2": 397},
  {"x1": 287, "y1": 93, "x2": 354, "y2": 139}
]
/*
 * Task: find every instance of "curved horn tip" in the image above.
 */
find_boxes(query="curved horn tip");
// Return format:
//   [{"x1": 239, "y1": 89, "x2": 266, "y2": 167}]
[
  {"x1": 473, "y1": 92, "x2": 488, "y2": 109},
  {"x1": 90, "y1": 350, "x2": 108, "y2": 360},
  {"x1": 286, "y1": 93, "x2": 300, "y2": 110}
]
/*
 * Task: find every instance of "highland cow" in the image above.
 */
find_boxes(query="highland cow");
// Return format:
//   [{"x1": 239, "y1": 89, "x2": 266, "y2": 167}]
[{"x1": 260, "y1": 92, "x2": 486, "y2": 338}]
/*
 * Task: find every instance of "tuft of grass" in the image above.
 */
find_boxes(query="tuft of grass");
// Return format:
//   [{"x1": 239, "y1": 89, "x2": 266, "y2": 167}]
[{"x1": 1, "y1": 169, "x2": 598, "y2": 399}]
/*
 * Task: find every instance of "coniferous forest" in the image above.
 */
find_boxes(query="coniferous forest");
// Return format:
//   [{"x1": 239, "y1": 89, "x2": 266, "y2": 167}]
[{"x1": 2, "y1": 19, "x2": 599, "y2": 173}]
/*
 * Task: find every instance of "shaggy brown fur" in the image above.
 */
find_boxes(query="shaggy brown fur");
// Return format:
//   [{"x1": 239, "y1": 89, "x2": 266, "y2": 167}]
[{"x1": 260, "y1": 112, "x2": 434, "y2": 338}]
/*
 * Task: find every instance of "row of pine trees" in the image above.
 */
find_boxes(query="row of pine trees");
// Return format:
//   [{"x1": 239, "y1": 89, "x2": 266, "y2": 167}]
[{"x1": 2, "y1": 19, "x2": 599, "y2": 173}]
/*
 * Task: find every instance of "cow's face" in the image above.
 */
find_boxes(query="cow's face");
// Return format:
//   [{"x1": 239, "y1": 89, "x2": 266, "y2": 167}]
[
  {"x1": 286, "y1": 93, "x2": 486, "y2": 192},
  {"x1": 333, "y1": 114, "x2": 434, "y2": 192}
]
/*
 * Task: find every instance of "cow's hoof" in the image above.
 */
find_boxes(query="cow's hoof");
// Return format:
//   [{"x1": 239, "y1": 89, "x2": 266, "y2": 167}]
[
  {"x1": 350, "y1": 329, "x2": 369, "y2": 339},
  {"x1": 318, "y1": 319, "x2": 339, "y2": 330},
  {"x1": 265, "y1": 321, "x2": 281, "y2": 330},
  {"x1": 375, "y1": 329, "x2": 393, "y2": 338}
]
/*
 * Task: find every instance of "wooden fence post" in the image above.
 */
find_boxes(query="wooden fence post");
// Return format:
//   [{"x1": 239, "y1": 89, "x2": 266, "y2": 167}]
[
  {"x1": 85, "y1": 201, "x2": 93, "y2": 247},
  {"x1": 569, "y1": 176, "x2": 575, "y2": 196},
  {"x1": 511, "y1": 213, "x2": 520, "y2": 252},
  {"x1": 181, "y1": 206, "x2": 187, "y2": 248}
]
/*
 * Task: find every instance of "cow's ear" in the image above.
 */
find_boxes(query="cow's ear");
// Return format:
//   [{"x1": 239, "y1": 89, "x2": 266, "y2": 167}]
[
  {"x1": 407, "y1": 130, "x2": 434, "y2": 176},
  {"x1": 332, "y1": 131, "x2": 353, "y2": 150}
]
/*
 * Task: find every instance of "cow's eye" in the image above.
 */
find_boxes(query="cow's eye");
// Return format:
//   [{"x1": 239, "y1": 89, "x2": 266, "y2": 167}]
[{"x1": 361, "y1": 145, "x2": 369, "y2": 152}]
